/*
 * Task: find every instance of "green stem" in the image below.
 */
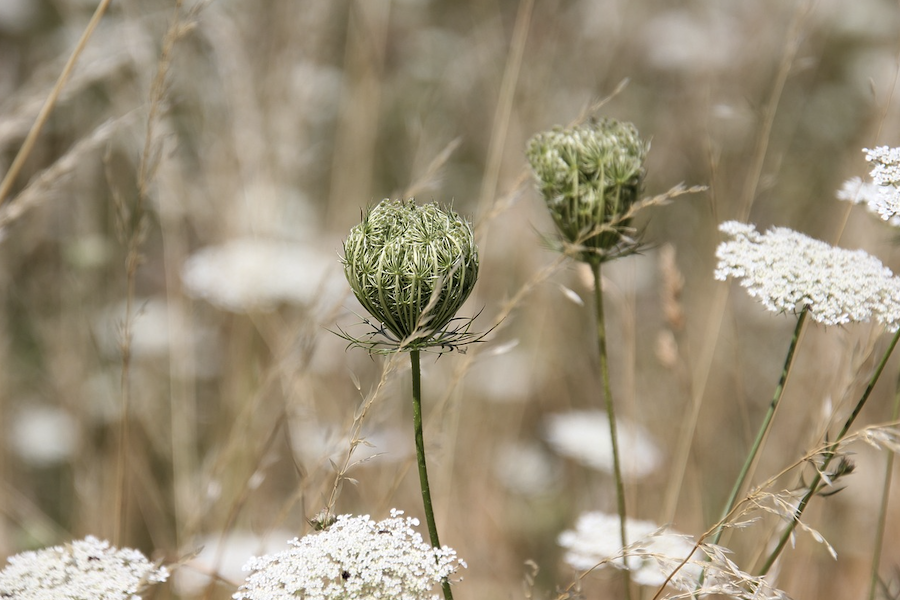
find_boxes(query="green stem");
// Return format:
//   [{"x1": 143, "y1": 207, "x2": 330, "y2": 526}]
[
  {"x1": 592, "y1": 260, "x2": 632, "y2": 600},
  {"x1": 758, "y1": 327, "x2": 900, "y2": 576},
  {"x1": 868, "y1": 366, "x2": 900, "y2": 600},
  {"x1": 411, "y1": 349, "x2": 453, "y2": 600},
  {"x1": 711, "y1": 309, "x2": 807, "y2": 547}
]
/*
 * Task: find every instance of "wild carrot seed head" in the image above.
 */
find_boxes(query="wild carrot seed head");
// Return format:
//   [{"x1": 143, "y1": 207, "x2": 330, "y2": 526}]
[
  {"x1": 526, "y1": 118, "x2": 647, "y2": 263},
  {"x1": 341, "y1": 198, "x2": 479, "y2": 350}
]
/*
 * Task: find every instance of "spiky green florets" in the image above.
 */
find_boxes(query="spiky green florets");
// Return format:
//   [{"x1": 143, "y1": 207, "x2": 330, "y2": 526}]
[
  {"x1": 526, "y1": 118, "x2": 647, "y2": 263},
  {"x1": 342, "y1": 198, "x2": 479, "y2": 349}
]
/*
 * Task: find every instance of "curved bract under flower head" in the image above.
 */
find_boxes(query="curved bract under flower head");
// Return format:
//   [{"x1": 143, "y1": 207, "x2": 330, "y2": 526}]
[
  {"x1": 527, "y1": 118, "x2": 647, "y2": 263},
  {"x1": 233, "y1": 510, "x2": 465, "y2": 600},
  {"x1": 342, "y1": 198, "x2": 479, "y2": 350},
  {"x1": 715, "y1": 221, "x2": 900, "y2": 330}
]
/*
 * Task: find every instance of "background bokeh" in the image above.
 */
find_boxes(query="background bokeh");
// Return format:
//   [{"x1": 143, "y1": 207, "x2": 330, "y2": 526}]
[{"x1": 2, "y1": 0, "x2": 900, "y2": 598}]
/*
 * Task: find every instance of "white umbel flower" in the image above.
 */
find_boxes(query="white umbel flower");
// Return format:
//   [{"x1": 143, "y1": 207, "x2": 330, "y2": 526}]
[
  {"x1": 834, "y1": 146, "x2": 900, "y2": 222},
  {"x1": 558, "y1": 512, "x2": 701, "y2": 587},
  {"x1": 715, "y1": 221, "x2": 900, "y2": 330},
  {"x1": 836, "y1": 176, "x2": 900, "y2": 225},
  {"x1": 233, "y1": 510, "x2": 465, "y2": 600},
  {"x1": 542, "y1": 410, "x2": 661, "y2": 480},
  {"x1": 0, "y1": 536, "x2": 168, "y2": 600}
]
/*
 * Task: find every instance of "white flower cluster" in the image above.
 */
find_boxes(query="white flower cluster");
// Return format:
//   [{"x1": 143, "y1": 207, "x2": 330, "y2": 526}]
[
  {"x1": 233, "y1": 510, "x2": 465, "y2": 600},
  {"x1": 542, "y1": 410, "x2": 661, "y2": 480},
  {"x1": 838, "y1": 147, "x2": 900, "y2": 222},
  {"x1": 0, "y1": 535, "x2": 168, "y2": 600},
  {"x1": 715, "y1": 221, "x2": 900, "y2": 330},
  {"x1": 558, "y1": 511, "x2": 702, "y2": 587},
  {"x1": 559, "y1": 512, "x2": 790, "y2": 599}
]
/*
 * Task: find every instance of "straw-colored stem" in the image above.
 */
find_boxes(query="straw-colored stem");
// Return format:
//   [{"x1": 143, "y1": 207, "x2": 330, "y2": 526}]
[
  {"x1": 759, "y1": 327, "x2": 900, "y2": 576},
  {"x1": 867, "y1": 368, "x2": 900, "y2": 600},
  {"x1": 591, "y1": 260, "x2": 632, "y2": 600},
  {"x1": 411, "y1": 350, "x2": 453, "y2": 600}
]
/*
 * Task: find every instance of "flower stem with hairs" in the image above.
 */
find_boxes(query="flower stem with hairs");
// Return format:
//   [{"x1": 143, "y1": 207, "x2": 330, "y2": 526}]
[
  {"x1": 591, "y1": 259, "x2": 632, "y2": 600},
  {"x1": 712, "y1": 308, "x2": 807, "y2": 546},
  {"x1": 758, "y1": 328, "x2": 900, "y2": 575},
  {"x1": 411, "y1": 349, "x2": 453, "y2": 600}
]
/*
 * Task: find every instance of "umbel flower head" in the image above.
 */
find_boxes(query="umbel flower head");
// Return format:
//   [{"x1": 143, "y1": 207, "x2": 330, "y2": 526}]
[
  {"x1": 0, "y1": 535, "x2": 169, "y2": 600},
  {"x1": 341, "y1": 198, "x2": 480, "y2": 353},
  {"x1": 233, "y1": 510, "x2": 466, "y2": 600},
  {"x1": 836, "y1": 146, "x2": 900, "y2": 224},
  {"x1": 715, "y1": 221, "x2": 900, "y2": 330},
  {"x1": 526, "y1": 118, "x2": 648, "y2": 263}
]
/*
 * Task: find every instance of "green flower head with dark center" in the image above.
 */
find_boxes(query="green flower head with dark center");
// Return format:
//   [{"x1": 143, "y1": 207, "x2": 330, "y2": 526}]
[
  {"x1": 340, "y1": 198, "x2": 480, "y2": 353},
  {"x1": 526, "y1": 118, "x2": 648, "y2": 263}
]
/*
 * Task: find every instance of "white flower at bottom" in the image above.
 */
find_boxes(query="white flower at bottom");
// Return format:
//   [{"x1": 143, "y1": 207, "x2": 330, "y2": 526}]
[
  {"x1": 558, "y1": 512, "x2": 702, "y2": 587},
  {"x1": 233, "y1": 510, "x2": 465, "y2": 600},
  {"x1": 0, "y1": 535, "x2": 168, "y2": 599},
  {"x1": 715, "y1": 221, "x2": 900, "y2": 330}
]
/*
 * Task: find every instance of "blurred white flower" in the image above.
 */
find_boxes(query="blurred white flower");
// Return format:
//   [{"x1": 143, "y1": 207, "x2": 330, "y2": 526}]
[
  {"x1": 493, "y1": 440, "x2": 560, "y2": 496},
  {"x1": 558, "y1": 511, "x2": 702, "y2": 587},
  {"x1": 181, "y1": 238, "x2": 342, "y2": 313},
  {"x1": 715, "y1": 221, "x2": 900, "y2": 330},
  {"x1": 174, "y1": 530, "x2": 292, "y2": 596},
  {"x1": 0, "y1": 535, "x2": 168, "y2": 599},
  {"x1": 9, "y1": 404, "x2": 78, "y2": 467},
  {"x1": 839, "y1": 147, "x2": 900, "y2": 222},
  {"x1": 233, "y1": 510, "x2": 465, "y2": 600},
  {"x1": 542, "y1": 410, "x2": 661, "y2": 480}
]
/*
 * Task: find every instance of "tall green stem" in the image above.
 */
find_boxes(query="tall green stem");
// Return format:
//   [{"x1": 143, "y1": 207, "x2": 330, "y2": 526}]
[
  {"x1": 411, "y1": 349, "x2": 453, "y2": 600},
  {"x1": 711, "y1": 309, "x2": 807, "y2": 547},
  {"x1": 592, "y1": 260, "x2": 632, "y2": 600},
  {"x1": 758, "y1": 328, "x2": 900, "y2": 576}
]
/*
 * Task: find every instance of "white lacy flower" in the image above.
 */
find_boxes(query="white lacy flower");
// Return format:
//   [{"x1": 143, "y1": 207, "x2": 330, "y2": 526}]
[
  {"x1": 233, "y1": 510, "x2": 465, "y2": 600},
  {"x1": 542, "y1": 410, "x2": 661, "y2": 480},
  {"x1": 837, "y1": 174, "x2": 900, "y2": 223},
  {"x1": 865, "y1": 146, "x2": 900, "y2": 187},
  {"x1": 558, "y1": 512, "x2": 702, "y2": 587},
  {"x1": 0, "y1": 536, "x2": 168, "y2": 600},
  {"x1": 715, "y1": 221, "x2": 900, "y2": 330}
]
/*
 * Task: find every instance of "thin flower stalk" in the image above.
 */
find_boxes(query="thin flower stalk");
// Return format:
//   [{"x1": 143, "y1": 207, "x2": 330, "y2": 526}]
[
  {"x1": 411, "y1": 349, "x2": 453, "y2": 600},
  {"x1": 591, "y1": 259, "x2": 632, "y2": 600},
  {"x1": 712, "y1": 308, "x2": 807, "y2": 545},
  {"x1": 758, "y1": 327, "x2": 900, "y2": 575}
]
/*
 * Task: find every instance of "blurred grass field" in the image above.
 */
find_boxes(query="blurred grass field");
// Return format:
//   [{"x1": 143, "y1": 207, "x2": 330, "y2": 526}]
[{"x1": 2, "y1": 0, "x2": 900, "y2": 598}]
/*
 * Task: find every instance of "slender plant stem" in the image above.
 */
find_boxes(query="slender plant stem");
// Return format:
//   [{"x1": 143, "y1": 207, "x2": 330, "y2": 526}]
[
  {"x1": 711, "y1": 308, "x2": 807, "y2": 548},
  {"x1": 591, "y1": 260, "x2": 632, "y2": 600},
  {"x1": 411, "y1": 349, "x2": 453, "y2": 600},
  {"x1": 868, "y1": 368, "x2": 900, "y2": 600},
  {"x1": 758, "y1": 327, "x2": 900, "y2": 576}
]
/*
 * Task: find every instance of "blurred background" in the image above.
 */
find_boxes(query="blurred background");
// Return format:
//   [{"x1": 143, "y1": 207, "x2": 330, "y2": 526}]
[{"x1": 1, "y1": 0, "x2": 900, "y2": 598}]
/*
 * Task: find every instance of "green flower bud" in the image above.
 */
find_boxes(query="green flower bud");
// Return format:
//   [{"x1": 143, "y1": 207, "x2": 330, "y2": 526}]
[
  {"x1": 526, "y1": 118, "x2": 647, "y2": 263},
  {"x1": 342, "y1": 198, "x2": 479, "y2": 349}
]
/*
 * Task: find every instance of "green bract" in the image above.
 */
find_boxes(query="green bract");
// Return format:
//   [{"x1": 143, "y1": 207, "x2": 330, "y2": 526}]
[
  {"x1": 342, "y1": 198, "x2": 479, "y2": 350},
  {"x1": 527, "y1": 118, "x2": 647, "y2": 263}
]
